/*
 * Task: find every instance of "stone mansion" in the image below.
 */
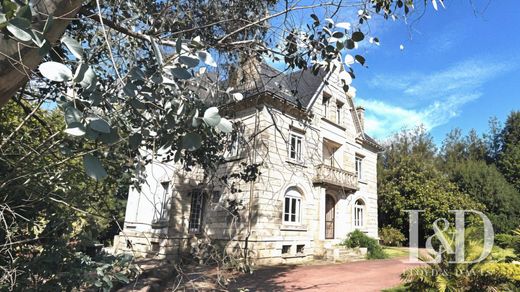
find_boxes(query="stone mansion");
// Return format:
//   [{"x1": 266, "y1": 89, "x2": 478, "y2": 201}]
[{"x1": 114, "y1": 61, "x2": 383, "y2": 264}]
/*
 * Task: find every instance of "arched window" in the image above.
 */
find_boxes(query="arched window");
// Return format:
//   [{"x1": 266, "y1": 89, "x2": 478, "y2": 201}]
[
  {"x1": 283, "y1": 188, "x2": 302, "y2": 224},
  {"x1": 354, "y1": 199, "x2": 365, "y2": 228}
]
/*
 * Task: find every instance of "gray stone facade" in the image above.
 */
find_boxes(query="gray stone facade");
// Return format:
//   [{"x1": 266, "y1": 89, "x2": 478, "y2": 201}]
[{"x1": 113, "y1": 66, "x2": 383, "y2": 265}]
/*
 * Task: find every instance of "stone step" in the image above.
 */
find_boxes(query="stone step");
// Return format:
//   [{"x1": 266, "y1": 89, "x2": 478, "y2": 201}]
[{"x1": 325, "y1": 246, "x2": 367, "y2": 262}]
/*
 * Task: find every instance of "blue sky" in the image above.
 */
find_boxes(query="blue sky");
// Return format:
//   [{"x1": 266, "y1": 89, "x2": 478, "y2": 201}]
[
  {"x1": 267, "y1": 0, "x2": 520, "y2": 145},
  {"x1": 347, "y1": 0, "x2": 520, "y2": 144}
]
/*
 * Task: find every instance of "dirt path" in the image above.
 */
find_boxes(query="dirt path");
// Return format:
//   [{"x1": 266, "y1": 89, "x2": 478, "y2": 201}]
[{"x1": 229, "y1": 257, "x2": 421, "y2": 291}]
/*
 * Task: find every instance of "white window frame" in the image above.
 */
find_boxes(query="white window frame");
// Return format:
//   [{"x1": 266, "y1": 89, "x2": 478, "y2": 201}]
[
  {"x1": 188, "y1": 191, "x2": 205, "y2": 233},
  {"x1": 355, "y1": 156, "x2": 363, "y2": 181},
  {"x1": 283, "y1": 189, "x2": 302, "y2": 224},
  {"x1": 288, "y1": 132, "x2": 304, "y2": 163},
  {"x1": 354, "y1": 199, "x2": 365, "y2": 228}
]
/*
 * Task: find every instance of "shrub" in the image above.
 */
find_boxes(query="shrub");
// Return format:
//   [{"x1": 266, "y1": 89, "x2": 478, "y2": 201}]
[
  {"x1": 342, "y1": 229, "x2": 388, "y2": 259},
  {"x1": 379, "y1": 226, "x2": 406, "y2": 246},
  {"x1": 495, "y1": 233, "x2": 517, "y2": 249}
]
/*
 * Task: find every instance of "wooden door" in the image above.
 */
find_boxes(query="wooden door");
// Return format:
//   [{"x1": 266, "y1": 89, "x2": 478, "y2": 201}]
[{"x1": 325, "y1": 194, "x2": 335, "y2": 239}]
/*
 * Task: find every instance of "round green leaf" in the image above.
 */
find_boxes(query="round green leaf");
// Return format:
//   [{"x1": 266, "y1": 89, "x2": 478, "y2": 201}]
[
  {"x1": 181, "y1": 132, "x2": 202, "y2": 151},
  {"x1": 129, "y1": 133, "x2": 142, "y2": 150},
  {"x1": 64, "y1": 122, "x2": 86, "y2": 136},
  {"x1": 64, "y1": 106, "x2": 82, "y2": 125},
  {"x1": 61, "y1": 36, "x2": 84, "y2": 60},
  {"x1": 6, "y1": 18, "x2": 32, "y2": 41},
  {"x1": 171, "y1": 67, "x2": 192, "y2": 79},
  {"x1": 83, "y1": 154, "x2": 108, "y2": 181},
  {"x1": 352, "y1": 31, "x2": 365, "y2": 42},
  {"x1": 203, "y1": 107, "x2": 221, "y2": 126},
  {"x1": 355, "y1": 55, "x2": 366, "y2": 66},
  {"x1": 39, "y1": 61, "x2": 73, "y2": 82},
  {"x1": 179, "y1": 55, "x2": 200, "y2": 68},
  {"x1": 88, "y1": 117, "x2": 111, "y2": 134}
]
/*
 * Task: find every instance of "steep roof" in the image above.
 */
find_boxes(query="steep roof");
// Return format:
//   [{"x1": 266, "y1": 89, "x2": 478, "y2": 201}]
[
  {"x1": 200, "y1": 61, "x2": 384, "y2": 151},
  {"x1": 229, "y1": 62, "x2": 328, "y2": 109}
]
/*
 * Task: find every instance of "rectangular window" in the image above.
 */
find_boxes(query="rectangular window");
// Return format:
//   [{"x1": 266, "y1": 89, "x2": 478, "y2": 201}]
[
  {"x1": 153, "y1": 182, "x2": 170, "y2": 224},
  {"x1": 322, "y1": 94, "x2": 330, "y2": 118},
  {"x1": 282, "y1": 245, "x2": 291, "y2": 255},
  {"x1": 188, "y1": 191, "x2": 205, "y2": 233},
  {"x1": 355, "y1": 156, "x2": 363, "y2": 181},
  {"x1": 354, "y1": 206, "x2": 364, "y2": 227},
  {"x1": 336, "y1": 102, "x2": 343, "y2": 124},
  {"x1": 226, "y1": 132, "x2": 241, "y2": 158},
  {"x1": 283, "y1": 196, "x2": 301, "y2": 223},
  {"x1": 289, "y1": 132, "x2": 303, "y2": 162}
]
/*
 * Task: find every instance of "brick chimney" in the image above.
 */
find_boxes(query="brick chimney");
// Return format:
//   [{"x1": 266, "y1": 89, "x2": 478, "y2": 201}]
[{"x1": 356, "y1": 106, "x2": 365, "y2": 131}]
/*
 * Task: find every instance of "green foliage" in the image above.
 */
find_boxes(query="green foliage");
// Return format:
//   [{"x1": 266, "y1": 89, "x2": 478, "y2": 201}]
[
  {"x1": 378, "y1": 153, "x2": 482, "y2": 242},
  {"x1": 495, "y1": 233, "x2": 518, "y2": 249},
  {"x1": 447, "y1": 159, "x2": 520, "y2": 233},
  {"x1": 379, "y1": 226, "x2": 406, "y2": 247},
  {"x1": 0, "y1": 102, "x2": 130, "y2": 289},
  {"x1": 401, "y1": 227, "x2": 520, "y2": 291},
  {"x1": 342, "y1": 229, "x2": 387, "y2": 259}
]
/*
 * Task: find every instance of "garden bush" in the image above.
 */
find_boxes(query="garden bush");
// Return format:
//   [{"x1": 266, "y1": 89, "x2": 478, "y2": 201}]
[
  {"x1": 495, "y1": 233, "x2": 518, "y2": 249},
  {"x1": 379, "y1": 226, "x2": 406, "y2": 246},
  {"x1": 342, "y1": 229, "x2": 388, "y2": 259}
]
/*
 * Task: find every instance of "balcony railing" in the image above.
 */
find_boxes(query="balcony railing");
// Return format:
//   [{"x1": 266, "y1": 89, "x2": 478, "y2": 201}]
[{"x1": 313, "y1": 164, "x2": 358, "y2": 191}]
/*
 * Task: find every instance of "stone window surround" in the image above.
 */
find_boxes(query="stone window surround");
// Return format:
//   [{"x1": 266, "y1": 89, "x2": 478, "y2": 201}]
[
  {"x1": 288, "y1": 130, "x2": 305, "y2": 164},
  {"x1": 282, "y1": 187, "x2": 307, "y2": 230},
  {"x1": 353, "y1": 198, "x2": 366, "y2": 229}
]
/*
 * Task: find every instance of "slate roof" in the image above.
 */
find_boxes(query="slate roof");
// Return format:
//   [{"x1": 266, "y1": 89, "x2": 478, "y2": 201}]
[
  {"x1": 231, "y1": 62, "x2": 327, "y2": 108},
  {"x1": 198, "y1": 61, "x2": 384, "y2": 151}
]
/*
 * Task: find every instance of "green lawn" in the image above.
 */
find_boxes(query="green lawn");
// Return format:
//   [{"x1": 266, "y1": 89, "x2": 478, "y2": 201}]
[
  {"x1": 381, "y1": 285, "x2": 407, "y2": 292},
  {"x1": 382, "y1": 246, "x2": 409, "y2": 259}
]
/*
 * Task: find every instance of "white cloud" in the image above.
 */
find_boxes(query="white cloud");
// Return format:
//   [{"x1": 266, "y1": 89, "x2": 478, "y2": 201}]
[
  {"x1": 359, "y1": 92, "x2": 482, "y2": 138},
  {"x1": 360, "y1": 56, "x2": 516, "y2": 139}
]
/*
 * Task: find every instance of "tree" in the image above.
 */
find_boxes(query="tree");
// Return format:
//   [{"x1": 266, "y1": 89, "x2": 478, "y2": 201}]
[
  {"x1": 483, "y1": 117, "x2": 503, "y2": 163},
  {"x1": 0, "y1": 0, "x2": 472, "y2": 288},
  {"x1": 498, "y1": 111, "x2": 520, "y2": 191},
  {"x1": 0, "y1": 101, "x2": 132, "y2": 289},
  {"x1": 448, "y1": 159, "x2": 520, "y2": 233},
  {"x1": 378, "y1": 128, "x2": 482, "y2": 242}
]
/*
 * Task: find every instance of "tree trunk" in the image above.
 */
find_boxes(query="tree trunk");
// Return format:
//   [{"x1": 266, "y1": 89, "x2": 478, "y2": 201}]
[{"x1": 0, "y1": 0, "x2": 83, "y2": 107}]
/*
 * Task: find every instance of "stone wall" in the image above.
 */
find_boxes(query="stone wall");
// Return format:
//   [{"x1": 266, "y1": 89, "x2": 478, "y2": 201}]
[{"x1": 115, "y1": 68, "x2": 380, "y2": 264}]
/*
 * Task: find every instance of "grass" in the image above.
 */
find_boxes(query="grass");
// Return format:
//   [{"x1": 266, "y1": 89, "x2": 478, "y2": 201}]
[
  {"x1": 381, "y1": 284, "x2": 407, "y2": 292},
  {"x1": 382, "y1": 246, "x2": 409, "y2": 259}
]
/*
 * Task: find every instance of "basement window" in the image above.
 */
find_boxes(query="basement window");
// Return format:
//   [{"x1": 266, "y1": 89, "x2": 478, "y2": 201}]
[
  {"x1": 296, "y1": 244, "x2": 305, "y2": 254},
  {"x1": 282, "y1": 245, "x2": 291, "y2": 255},
  {"x1": 151, "y1": 242, "x2": 160, "y2": 252}
]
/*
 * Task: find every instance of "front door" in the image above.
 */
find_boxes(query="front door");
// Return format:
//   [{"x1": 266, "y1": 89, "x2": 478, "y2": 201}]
[{"x1": 325, "y1": 194, "x2": 335, "y2": 239}]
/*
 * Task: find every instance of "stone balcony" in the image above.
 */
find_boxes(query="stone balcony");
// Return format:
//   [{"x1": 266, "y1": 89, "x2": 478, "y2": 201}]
[{"x1": 313, "y1": 164, "x2": 359, "y2": 191}]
